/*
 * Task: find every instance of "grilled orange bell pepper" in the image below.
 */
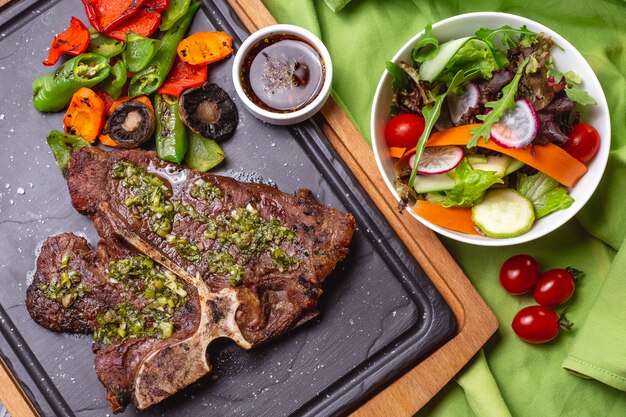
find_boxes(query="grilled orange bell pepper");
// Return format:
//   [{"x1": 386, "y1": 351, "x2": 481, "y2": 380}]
[
  {"x1": 63, "y1": 88, "x2": 106, "y2": 143},
  {"x1": 176, "y1": 31, "x2": 233, "y2": 65}
]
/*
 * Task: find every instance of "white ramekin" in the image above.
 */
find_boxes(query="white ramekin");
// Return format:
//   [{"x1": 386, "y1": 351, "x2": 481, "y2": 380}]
[{"x1": 232, "y1": 24, "x2": 333, "y2": 125}]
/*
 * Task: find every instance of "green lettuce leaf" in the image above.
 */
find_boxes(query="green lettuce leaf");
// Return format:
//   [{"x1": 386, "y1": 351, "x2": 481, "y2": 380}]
[
  {"x1": 517, "y1": 172, "x2": 574, "y2": 218},
  {"x1": 438, "y1": 39, "x2": 499, "y2": 86},
  {"x1": 426, "y1": 159, "x2": 503, "y2": 207}
]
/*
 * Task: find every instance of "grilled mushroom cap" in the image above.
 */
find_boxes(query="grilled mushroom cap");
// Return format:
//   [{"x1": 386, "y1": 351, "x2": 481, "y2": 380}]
[
  {"x1": 179, "y1": 83, "x2": 238, "y2": 141},
  {"x1": 107, "y1": 101, "x2": 155, "y2": 148}
]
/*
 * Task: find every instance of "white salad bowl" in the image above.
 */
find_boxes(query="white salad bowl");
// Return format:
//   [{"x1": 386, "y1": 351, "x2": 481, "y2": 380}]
[{"x1": 371, "y1": 12, "x2": 610, "y2": 246}]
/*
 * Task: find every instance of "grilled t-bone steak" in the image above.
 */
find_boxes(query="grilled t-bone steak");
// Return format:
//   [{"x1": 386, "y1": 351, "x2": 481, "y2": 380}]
[{"x1": 26, "y1": 147, "x2": 354, "y2": 413}]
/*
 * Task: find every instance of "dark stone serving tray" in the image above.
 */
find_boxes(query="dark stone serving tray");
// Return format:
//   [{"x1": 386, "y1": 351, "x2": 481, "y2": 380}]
[{"x1": 0, "y1": 1, "x2": 455, "y2": 416}]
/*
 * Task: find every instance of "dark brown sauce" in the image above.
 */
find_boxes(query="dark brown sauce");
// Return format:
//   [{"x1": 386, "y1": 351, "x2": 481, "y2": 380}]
[{"x1": 241, "y1": 34, "x2": 325, "y2": 113}]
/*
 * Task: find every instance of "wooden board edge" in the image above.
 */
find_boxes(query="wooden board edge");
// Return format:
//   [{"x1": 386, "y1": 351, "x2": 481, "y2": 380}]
[
  {"x1": 225, "y1": 1, "x2": 499, "y2": 415},
  {"x1": 0, "y1": 356, "x2": 39, "y2": 417}
]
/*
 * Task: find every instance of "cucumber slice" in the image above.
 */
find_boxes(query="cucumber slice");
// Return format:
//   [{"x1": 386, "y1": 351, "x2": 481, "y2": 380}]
[
  {"x1": 466, "y1": 153, "x2": 487, "y2": 165},
  {"x1": 413, "y1": 173, "x2": 456, "y2": 194},
  {"x1": 504, "y1": 158, "x2": 525, "y2": 176},
  {"x1": 418, "y1": 36, "x2": 474, "y2": 82},
  {"x1": 473, "y1": 154, "x2": 512, "y2": 177},
  {"x1": 472, "y1": 189, "x2": 535, "y2": 238}
]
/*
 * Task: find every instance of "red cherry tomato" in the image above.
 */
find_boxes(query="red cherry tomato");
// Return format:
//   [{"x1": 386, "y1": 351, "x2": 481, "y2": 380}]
[
  {"x1": 512, "y1": 306, "x2": 560, "y2": 343},
  {"x1": 533, "y1": 268, "x2": 575, "y2": 306},
  {"x1": 499, "y1": 254, "x2": 539, "y2": 295},
  {"x1": 384, "y1": 114, "x2": 426, "y2": 148},
  {"x1": 562, "y1": 123, "x2": 600, "y2": 163}
]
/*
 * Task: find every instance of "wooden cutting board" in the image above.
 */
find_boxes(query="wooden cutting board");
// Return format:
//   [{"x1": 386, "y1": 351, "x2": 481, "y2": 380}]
[
  {"x1": 225, "y1": 1, "x2": 498, "y2": 416},
  {"x1": 0, "y1": 1, "x2": 497, "y2": 416}
]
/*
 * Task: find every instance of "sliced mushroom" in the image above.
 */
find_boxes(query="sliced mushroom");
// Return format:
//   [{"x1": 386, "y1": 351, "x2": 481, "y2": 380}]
[
  {"x1": 107, "y1": 101, "x2": 155, "y2": 148},
  {"x1": 179, "y1": 83, "x2": 238, "y2": 141}
]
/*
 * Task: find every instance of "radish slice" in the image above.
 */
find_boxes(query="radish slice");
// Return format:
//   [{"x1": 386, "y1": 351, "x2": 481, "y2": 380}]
[
  {"x1": 490, "y1": 99, "x2": 539, "y2": 149},
  {"x1": 408, "y1": 145, "x2": 464, "y2": 174},
  {"x1": 447, "y1": 82, "x2": 480, "y2": 125}
]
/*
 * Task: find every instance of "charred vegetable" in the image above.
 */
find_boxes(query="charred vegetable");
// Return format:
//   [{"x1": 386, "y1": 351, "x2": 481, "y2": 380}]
[
  {"x1": 81, "y1": 0, "x2": 145, "y2": 33},
  {"x1": 47, "y1": 130, "x2": 91, "y2": 176},
  {"x1": 157, "y1": 57, "x2": 207, "y2": 97},
  {"x1": 63, "y1": 88, "x2": 106, "y2": 143},
  {"x1": 87, "y1": 28, "x2": 125, "y2": 57},
  {"x1": 98, "y1": 60, "x2": 128, "y2": 100},
  {"x1": 155, "y1": 94, "x2": 188, "y2": 163},
  {"x1": 105, "y1": 100, "x2": 155, "y2": 148},
  {"x1": 32, "y1": 53, "x2": 111, "y2": 112},
  {"x1": 124, "y1": 31, "x2": 161, "y2": 73},
  {"x1": 176, "y1": 31, "x2": 233, "y2": 66},
  {"x1": 128, "y1": 2, "x2": 200, "y2": 98},
  {"x1": 179, "y1": 82, "x2": 238, "y2": 140},
  {"x1": 105, "y1": 9, "x2": 161, "y2": 41},
  {"x1": 43, "y1": 17, "x2": 90, "y2": 66},
  {"x1": 185, "y1": 132, "x2": 225, "y2": 171}
]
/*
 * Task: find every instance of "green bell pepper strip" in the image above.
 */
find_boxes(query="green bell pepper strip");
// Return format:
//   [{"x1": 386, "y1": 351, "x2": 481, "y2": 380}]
[
  {"x1": 99, "y1": 60, "x2": 127, "y2": 99},
  {"x1": 185, "y1": 132, "x2": 225, "y2": 171},
  {"x1": 160, "y1": 0, "x2": 191, "y2": 31},
  {"x1": 32, "y1": 53, "x2": 111, "y2": 112},
  {"x1": 124, "y1": 32, "x2": 161, "y2": 73},
  {"x1": 87, "y1": 28, "x2": 125, "y2": 58},
  {"x1": 46, "y1": 130, "x2": 91, "y2": 176},
  {"x1": 128, "y1": 2, "x2": 200, "y2": 98},
  {"x1": 155, "y1": 94, "x2": 188, "y2": 163}
]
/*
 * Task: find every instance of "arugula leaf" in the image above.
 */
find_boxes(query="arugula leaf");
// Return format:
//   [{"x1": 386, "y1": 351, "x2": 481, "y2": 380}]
[
  {"x1": 425, "y1": 159, "x2": 503, "y2": 207},
  {"x1": 475, "y1": 25, "x2": 538, "y2": 68},
  {"x1": 408, "y1": 70, "x2": 473, "y2": 187},
  {"x1": 517, "y1": 172, "x2": 574, "y2": 218},
  {"x1": 412, "y1": 24, "x2": 439, "y2": 63},
  {"x1": 468, "y1": 57, "x2": 529, "y2": 147}
]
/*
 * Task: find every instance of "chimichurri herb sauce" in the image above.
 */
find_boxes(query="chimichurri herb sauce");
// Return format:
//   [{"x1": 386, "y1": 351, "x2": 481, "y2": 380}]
[
  {"x1": 94, "y1": 256, "x2": 188, "y2": 344},
  {"x1": 112, "y1": 163, "x2": 300, "y2": 284},
  {"x1": 38, "y1": 254, "x2": 91, "y2": 308}
]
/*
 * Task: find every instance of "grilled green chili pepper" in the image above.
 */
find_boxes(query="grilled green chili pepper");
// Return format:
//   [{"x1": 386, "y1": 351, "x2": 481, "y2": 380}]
[
  {"x1": 46, "y1": 130, "x2": 91, "y2": 176},
  {"x1": 87, "y1": 28, "x2": 125, "y2": 58},
  {"x1": 155, "y1": 94, "x2": 188, "y2": 163},
  {"x1": 32, "y1": 53, "x2": 111, "y2": 112},
  {"x1": 160, "y1": 0, "x2": 191, "y2": 31},
  {"x1": 124, "y1": 32, "x2": 161, "y2": 73},
  {"x1": 99, "y1": 60, "x2": 127, "y2": 99},
  {"x1": 128, "y1": 2, "x2": 200, "y2": 98},
  {"x1": 185, "y1": 132, "x2": 225, "y2": 171}
]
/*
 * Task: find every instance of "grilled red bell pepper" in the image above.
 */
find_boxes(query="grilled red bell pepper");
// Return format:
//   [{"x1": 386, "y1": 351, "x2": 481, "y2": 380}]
[
  {"x1": 156, "y1": 57, "x2": 207, "y2": 97},
  {"x1": 142, "y1": 0, "x2": 169, "y2": 13},
  {"x1": 81, "y1": 0, "x2": 147, "y2": 33},
  {"x1": 105, "y1": 9, "x2": 162, "y2": 41},
  {"x1": 43, "y1": 17, "x2": 90, "y2": 66}
]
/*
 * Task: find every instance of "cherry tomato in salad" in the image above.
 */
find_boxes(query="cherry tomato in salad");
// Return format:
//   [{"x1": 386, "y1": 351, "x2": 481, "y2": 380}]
[
  {"x1": 533, "y1": 268, "x2": 579, "y2": 306},
  {"x1": 512, "y1": 305, "x2": 565, "y2": 344},
  {"x1": 562, "y1": 123, "x2": 600, "y2": 163},
  {"x1": 385, "y1": 114, "x2": 425, "y2": 148},
  {"x1": 499, "y1": 254, "x2": 539, "y2": 295}
]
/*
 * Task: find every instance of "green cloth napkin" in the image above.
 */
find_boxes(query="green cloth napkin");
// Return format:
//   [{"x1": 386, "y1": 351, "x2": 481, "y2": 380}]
[{"x1": 264, "y1": 0, "x2": 626, "y2": 416}]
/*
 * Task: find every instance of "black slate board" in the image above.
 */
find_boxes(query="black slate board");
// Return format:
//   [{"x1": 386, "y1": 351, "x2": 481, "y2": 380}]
[{"x1": 0, "y1": 1, "x2": 456, "y2": 416}]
